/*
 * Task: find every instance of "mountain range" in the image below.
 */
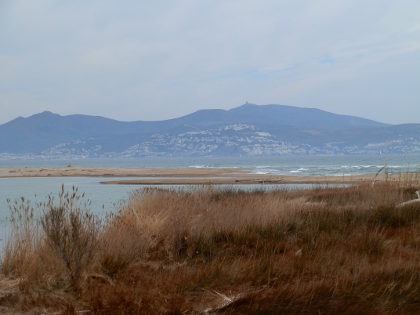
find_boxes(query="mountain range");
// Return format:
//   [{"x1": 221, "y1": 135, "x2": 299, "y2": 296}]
[{"x1": 1, "y1": 104, "x2": 419, "y2": 158}]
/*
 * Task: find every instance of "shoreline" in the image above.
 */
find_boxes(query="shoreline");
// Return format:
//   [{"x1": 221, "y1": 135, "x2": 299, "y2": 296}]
[
  {"x1": 0, "y1": 166, "x2": 401, "y2": 184},
  {"x1": 0, "y1": 167, "x2": 247, "y2": 178},
  {"x1": 100, "y1": 175, "x2": 371, "y2": 185}
]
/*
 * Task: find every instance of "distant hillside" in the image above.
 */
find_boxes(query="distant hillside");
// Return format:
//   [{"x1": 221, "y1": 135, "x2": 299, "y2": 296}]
[{"x1": 0, "y1": 104, "x2": 419, "y2": 158}]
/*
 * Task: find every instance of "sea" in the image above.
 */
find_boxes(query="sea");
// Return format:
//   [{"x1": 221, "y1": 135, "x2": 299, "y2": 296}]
[{"x1": 1, "y1": 154, "x2": 420, "y2": 249}]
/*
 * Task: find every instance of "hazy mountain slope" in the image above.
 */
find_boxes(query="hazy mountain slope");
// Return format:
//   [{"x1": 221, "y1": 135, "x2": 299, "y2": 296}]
[
  {"x1": 167, "y1": 104, "x2": 386, "y2": 129},
  {"x1": 0, "y1": 104, "x2": 418, "y2": 157},
  {"x1": 0, "y1": 111, "x2": 134, "y2": 153}
]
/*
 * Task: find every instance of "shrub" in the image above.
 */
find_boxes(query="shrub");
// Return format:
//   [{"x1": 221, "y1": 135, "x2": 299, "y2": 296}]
[{"x1": 40, "y1": 185, "x2": 98, "y2": 292}]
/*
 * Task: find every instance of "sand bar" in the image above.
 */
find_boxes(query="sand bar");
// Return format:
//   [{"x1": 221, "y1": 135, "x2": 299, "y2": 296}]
[
  {"x1": 101, "y1": 175, "x2": 382, "y2": 185},
  {"x1": 0, "y1": 166, "x2": 396, "y2": 184},
  {"x1": 0, "y1": 167, "x2": 247, "y2": 178}
]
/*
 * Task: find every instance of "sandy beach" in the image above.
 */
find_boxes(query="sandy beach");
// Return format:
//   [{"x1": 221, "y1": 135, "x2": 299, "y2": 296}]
[
  {"x1": 0, "y1": 166, "x2": 393, "y2": 185},
  {"x1": 0, "y1": 167, "x2": 247, "y2": 178}
]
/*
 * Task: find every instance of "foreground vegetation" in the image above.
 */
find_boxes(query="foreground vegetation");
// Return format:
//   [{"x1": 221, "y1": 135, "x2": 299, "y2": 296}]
[{"x1": 1, "y1": 179, "x2": 420, "y2": 314}]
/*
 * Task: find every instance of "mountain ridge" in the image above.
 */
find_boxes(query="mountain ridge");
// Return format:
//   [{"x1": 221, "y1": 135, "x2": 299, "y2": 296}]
[
  {"x1": 2, "y1": 104, "x2": 388, "y2": 126},
  {"x1": 0, "y1": 104, "x2": 418, "y2": 157}
]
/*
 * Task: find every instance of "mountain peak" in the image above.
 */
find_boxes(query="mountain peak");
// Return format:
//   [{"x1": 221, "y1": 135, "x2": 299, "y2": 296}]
[
  {"x1": 36, "y1": 110, "x2": 59, "y2": 117},
  {"x1": 232, "y1": 103, "x2": 259, "y2": 110},
  {"x1": 20, "y1": 111, "x2": 62, "y2": 121}
]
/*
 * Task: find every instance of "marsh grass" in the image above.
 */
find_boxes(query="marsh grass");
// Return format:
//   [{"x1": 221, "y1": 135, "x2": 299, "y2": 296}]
[
  {"x1": 1, "y1": 179, "x2": 420, "y2": 314},
  {"x1": 2, "y1": 197, "x2": 39, "y2": 278}
]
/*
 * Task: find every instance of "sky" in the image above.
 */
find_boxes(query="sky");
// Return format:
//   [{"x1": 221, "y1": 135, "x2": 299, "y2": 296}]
[{"x1": 0, "y1": 0, "x2": 419, "y2": 124}]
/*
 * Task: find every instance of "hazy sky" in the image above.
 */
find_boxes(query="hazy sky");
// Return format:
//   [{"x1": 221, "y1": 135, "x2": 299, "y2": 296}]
[{"x1": 1, "y1": 0, "x2": 419, "y2": 124}]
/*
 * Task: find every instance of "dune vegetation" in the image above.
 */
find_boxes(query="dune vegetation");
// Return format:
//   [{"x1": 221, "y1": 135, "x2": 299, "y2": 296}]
[{"x1": 1, "y1": 176, "x2": 420, "y2": 314}]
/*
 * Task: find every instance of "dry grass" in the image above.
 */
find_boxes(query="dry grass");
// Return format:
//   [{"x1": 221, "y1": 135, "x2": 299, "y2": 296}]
[{"x1": 1, "y1": 179, "x2": 420, "y2": 314}]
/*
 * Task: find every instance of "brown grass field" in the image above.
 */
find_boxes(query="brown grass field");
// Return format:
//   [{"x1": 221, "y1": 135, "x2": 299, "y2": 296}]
[{"x1": 1, "y1": 175, "x2": 420, "y2": 314}]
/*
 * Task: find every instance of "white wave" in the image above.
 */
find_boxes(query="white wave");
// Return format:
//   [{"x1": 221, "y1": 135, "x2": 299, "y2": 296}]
[
  {"x1": 189, "y1": 165, "x2": 240, "y2": 169},
  {"x1": 289, "y1": 168, "x2": 309, "y2": 173},
  {"x1": 252, "y1": 167, "x2": 285, "y2": 175}
]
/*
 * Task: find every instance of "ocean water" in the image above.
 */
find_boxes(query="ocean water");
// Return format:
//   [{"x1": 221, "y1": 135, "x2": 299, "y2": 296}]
[{"x1": 1, "y1": 154, "x2": 420, "y2": 176}]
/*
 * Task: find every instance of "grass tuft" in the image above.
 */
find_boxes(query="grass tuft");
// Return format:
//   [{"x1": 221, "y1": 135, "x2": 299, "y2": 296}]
[{"x1": 1, "y1": 179, "x2": 420, "y2": 313}]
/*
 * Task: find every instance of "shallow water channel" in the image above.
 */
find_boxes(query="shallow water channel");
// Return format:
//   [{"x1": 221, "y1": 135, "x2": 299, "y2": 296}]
[{"x1": 0, "y1": 177, "x2": 348, "y2": 250}]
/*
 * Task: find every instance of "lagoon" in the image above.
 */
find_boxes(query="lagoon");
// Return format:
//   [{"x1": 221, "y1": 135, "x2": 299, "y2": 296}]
[{"x1": 0, "y1": 176, "x2": 340, "y2": 249}]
